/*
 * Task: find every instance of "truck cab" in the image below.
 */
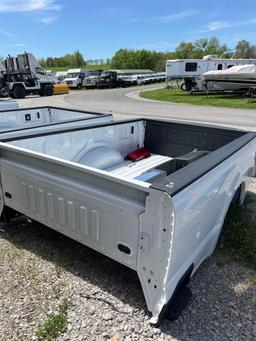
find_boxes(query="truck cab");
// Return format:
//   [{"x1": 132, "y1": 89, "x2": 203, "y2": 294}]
[
  {"x1": 64, "y1": 69, "x2": 87, "y2": 88},
  {"x1": 97, "y1": 71, "x2": 119, "y2": 88}
]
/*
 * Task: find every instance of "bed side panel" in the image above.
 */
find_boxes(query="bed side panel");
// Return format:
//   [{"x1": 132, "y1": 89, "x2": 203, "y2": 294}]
[
  {"x1": 0, "y1": 154, "x2": 148, "y2": 270},
  {"x1": 164, "y1": 137, "x2": 256, "y2": 309}
]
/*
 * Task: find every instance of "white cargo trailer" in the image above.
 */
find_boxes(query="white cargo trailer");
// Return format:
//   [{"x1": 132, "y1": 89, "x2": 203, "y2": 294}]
[
  {"x1": 0, "y1": 118, "x2": 255, "y2": 325},
  {"x1": 166, "y1": 55, "x2": 256, "y2": 92}
]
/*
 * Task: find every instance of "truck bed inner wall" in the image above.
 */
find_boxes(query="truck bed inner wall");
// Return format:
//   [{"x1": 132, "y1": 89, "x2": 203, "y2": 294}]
[
  {"x1": 4, "y1": 118, "x2": 251, "y2": 195},
  {"x1": 0, "y1": 106, "x2": 110, "y2": 134},
  {"x1": 6, "y1": 119, "x2": 245, "y2": 156},
  {"x1": 144, "y1": 120, "x2": 245, "y2": 157}
]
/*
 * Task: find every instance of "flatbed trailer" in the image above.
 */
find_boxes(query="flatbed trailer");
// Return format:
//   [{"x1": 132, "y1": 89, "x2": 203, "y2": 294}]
[{"x1": 0, "y1": 117, "x2": 255, "y2": 325}]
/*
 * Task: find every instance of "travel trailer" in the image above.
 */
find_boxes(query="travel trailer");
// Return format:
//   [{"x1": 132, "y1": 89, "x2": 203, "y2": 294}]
[{"x1": 166, "y1": 55, "x2": 256, "y2": 92}]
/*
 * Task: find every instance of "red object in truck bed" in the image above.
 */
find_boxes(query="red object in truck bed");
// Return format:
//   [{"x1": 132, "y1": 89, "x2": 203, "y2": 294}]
[{"x1": 125, "y1": 147, "x2": 151, "y2": 161}]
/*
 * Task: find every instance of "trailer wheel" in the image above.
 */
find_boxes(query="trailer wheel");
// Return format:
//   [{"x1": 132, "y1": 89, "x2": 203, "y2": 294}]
[
  {"x1": 13, "y1": 86, "x2": 26, "y2": 99},
  {"x1": 180, "y1": 83, "x2": 187, "y2": 91}
]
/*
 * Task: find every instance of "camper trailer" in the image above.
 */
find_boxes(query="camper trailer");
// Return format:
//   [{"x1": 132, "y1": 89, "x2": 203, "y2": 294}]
[{"x1": 166, "y1": 55, "x2": 256, "y2": 92}]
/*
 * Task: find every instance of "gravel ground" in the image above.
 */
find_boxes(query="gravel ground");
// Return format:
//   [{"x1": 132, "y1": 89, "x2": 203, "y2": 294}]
[
  {"x1": 0, "y1": 195, "x2": 255, "y2": 341},
  {"x1": 0, "y1": 92, "x2": 255, "y2": 340}
]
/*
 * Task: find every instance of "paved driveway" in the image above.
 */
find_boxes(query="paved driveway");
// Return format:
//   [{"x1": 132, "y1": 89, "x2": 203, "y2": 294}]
[{"x1": 15, "y1": 84, "x2": 256, "y2": 130}]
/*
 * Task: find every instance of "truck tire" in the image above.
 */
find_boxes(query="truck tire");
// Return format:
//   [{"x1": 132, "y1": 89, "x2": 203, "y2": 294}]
[
  {"x1": 13, "y1": 86, "x2": 26, "y2": 99},
  {"x1": 42, "y1": 85, "x2": 53, "y2": 96},
  {"x1": 0, "y1": 87, "x2": 9, "y2": 97}
]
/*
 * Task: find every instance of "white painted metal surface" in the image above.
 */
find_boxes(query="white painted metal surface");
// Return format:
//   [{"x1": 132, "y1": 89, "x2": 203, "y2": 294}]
[
  {"x1": 0, "y1": 101, "x2": 19, "y2": 111},
  {"x1": 0, "y1": 106, "x2": 112, "y2": 139},
  {"x1": 0, "y1": 118, "x2": 255, "y2": 325}
]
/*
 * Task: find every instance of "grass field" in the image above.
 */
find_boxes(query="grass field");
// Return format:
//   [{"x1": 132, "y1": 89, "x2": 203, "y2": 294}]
[
  {"x1": 50, "y1": 64, "x2": 111, "y2": 71},
  {"x1": 140, "y1": 88, "x2": 256, "y2": 109}
]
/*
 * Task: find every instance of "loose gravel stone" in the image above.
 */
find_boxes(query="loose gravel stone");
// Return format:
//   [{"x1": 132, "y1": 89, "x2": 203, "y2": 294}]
[{"x1": 102, "y1": 312, "x2": 113, "y2": 321}]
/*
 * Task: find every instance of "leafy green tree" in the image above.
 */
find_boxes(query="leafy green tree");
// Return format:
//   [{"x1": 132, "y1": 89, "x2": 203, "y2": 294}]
[
  {"x1": 41, "y1": 51, "x2": 86, "y2": 68},
  {"x1": 74, "y1": 50, "x2": 86, "y2": 67},
  {"x1": 235, "y1": 40, "x2": 256, "y2": 58},
  {"x1": 175, "y1": 42, "x2": 194, "y2": 59}
]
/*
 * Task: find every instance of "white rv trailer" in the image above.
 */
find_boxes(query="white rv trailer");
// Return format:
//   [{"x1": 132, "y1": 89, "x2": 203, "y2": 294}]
[{"x1": 166, "y1": 55, "x2": 256, "y2": 92}]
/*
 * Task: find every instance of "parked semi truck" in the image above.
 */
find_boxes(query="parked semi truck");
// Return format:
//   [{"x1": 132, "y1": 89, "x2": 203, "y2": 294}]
[{"x1": 0, "y1": 116, "x2": 255, "y2": 325}]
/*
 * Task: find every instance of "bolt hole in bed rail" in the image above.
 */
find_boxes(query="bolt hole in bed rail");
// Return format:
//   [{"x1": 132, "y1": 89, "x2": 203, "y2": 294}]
[{"x1": 0, "y1": 117, "x2": 254, "y2": 325}]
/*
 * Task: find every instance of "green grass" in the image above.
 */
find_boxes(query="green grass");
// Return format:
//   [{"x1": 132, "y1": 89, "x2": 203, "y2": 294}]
[
  {"x1": 35, "y1": 299, "x2": 71, "y2": 340},
  {"x1": 49, "y1": 64, "x2": 111, "y2": 71},
  {"x1": 140, "y1": 88, "x2": 256, "y2": 109},
  {"x1": 218, "y1": 199, "x2": 256, "y2": 270}
]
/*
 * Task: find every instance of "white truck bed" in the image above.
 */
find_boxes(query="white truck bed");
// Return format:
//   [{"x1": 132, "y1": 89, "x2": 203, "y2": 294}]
[
  {"x1": 0, "y1": 100, "x2": 19, "y2": 111},
  {"x1": 0, "y1": 117, "x2": 255, "y2": 325},
  {"x1": 0, "y1": 106, "x2": 112, "y2": 139}
]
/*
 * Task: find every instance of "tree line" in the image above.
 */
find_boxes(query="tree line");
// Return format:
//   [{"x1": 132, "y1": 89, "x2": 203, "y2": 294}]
[
  {"x1": 39, "y1": 50, "x2": 86, "y2": 68},
  {"x1": 38, "y1": 38, "x2": 256, "y2": 71}
]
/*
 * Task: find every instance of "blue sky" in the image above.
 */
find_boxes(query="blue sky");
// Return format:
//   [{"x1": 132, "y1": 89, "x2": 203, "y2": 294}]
[{"x1": 0, "y1": 0, "x2": 256, "y2": 60}]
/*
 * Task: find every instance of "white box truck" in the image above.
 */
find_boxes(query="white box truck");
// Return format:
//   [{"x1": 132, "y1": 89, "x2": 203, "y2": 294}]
[{"x1": 64, "y1": 69, "x2": 88, "y2": 89}]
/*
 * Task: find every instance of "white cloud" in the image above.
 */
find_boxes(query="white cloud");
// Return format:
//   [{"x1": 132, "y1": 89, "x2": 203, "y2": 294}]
[
  {"x1": 123, "y1": 10, "x2": 200, "y2": 25},
  {"x1": 155, "y1": 10, "x2": 200, "y2": 23},
  {"x1": 14, "y1": 43, "x2": 26, "y2": 47},
  {"x1": 198, "y1": 18, "x2": 256, "y2": 33},
  {"x1": 206, "y1": 21, "x2": 231, "y2": 31},
  {"x1": 0, "y1": 0, "x2": 61, "y2": 13},
  {"x1": 40, "y1": 16, "x2": 58, "y2": 24},
  {"x1": 0, "y1": 28, "x2": 16, "y2": 37},
  {"x1": 123, "y1": 18, "x2": 139, "y2": 24}
]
